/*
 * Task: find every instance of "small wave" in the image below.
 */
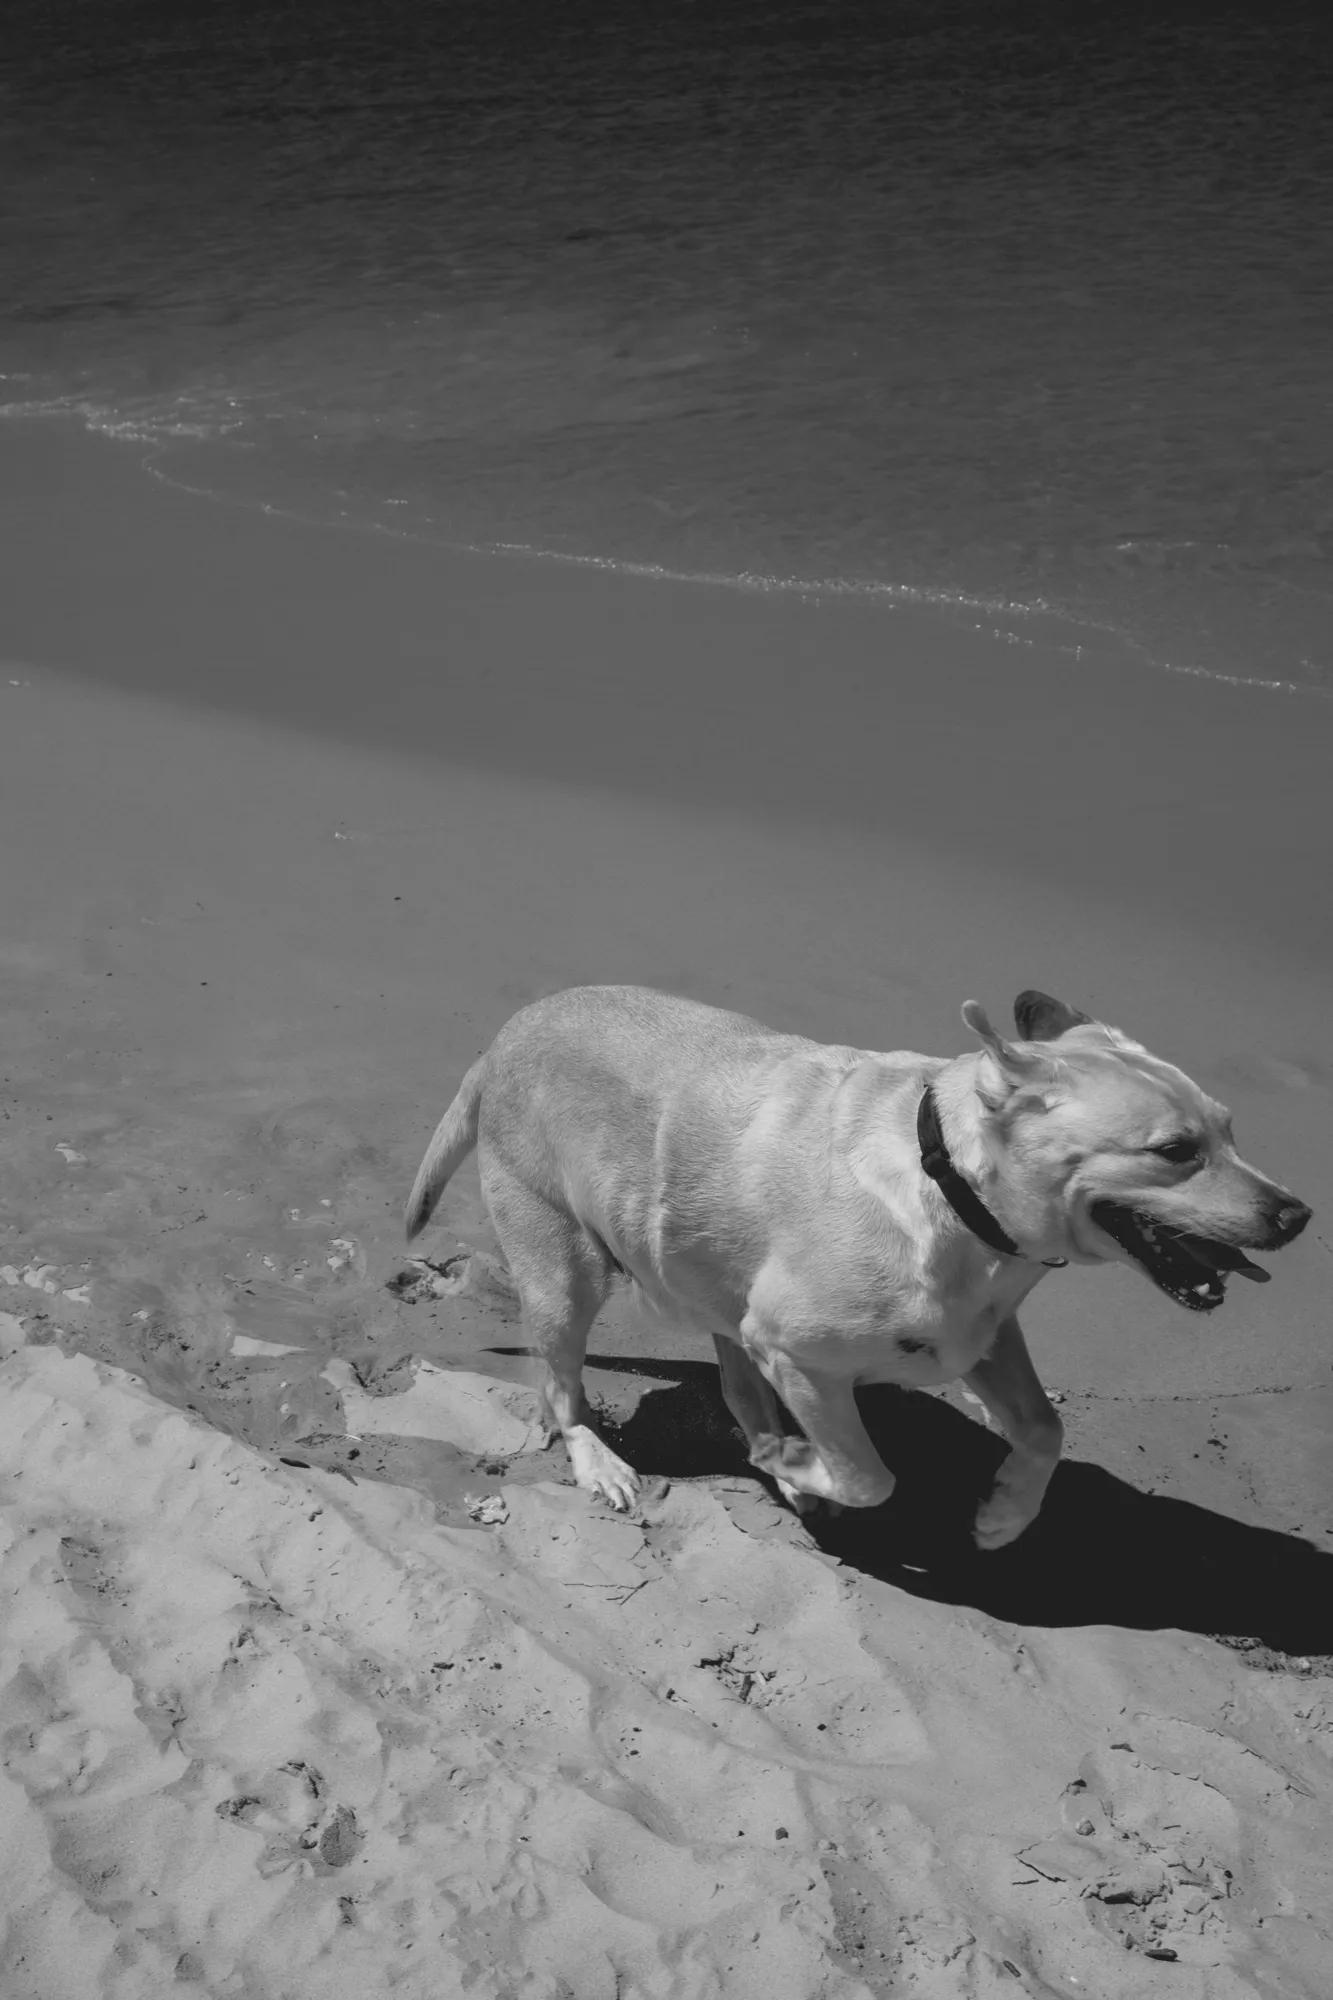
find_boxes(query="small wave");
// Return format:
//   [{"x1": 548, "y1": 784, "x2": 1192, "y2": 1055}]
[
  {"x1": 0, "y1": 391, "x2": 244, "y2": 444},
  {"x1": 133, "y1": 435, "x2": 1139, "y2": 676},
  {"x1": 5, "y1": 395, "x2": 1326, "y2": 704},
  {"x1": 132, "y1": 431, "x2": 1333, "y2": 701},
  {"x1": 438, "y1": 533, "x2": 1325, "y2": 697}
]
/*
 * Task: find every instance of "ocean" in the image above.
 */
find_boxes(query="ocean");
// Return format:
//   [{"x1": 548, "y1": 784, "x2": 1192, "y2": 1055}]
[{"x1": 4, "y1": 0, "x2": 1332, "y2": 694}]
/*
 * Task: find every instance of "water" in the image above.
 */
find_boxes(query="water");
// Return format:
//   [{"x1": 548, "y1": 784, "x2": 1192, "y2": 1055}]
[{"x1": 4, "y1": 0, "x2": 1333, "y2": 691}]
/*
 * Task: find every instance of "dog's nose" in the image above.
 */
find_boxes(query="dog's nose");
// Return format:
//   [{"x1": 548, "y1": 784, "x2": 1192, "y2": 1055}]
[{"x1": 1269, "y1": 1198, "x2": 1312, "y2": 1246}]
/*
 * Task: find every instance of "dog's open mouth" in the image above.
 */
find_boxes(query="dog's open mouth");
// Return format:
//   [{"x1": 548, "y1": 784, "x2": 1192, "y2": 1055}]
[{"x1": 1089, "y1": 1200, "x2": 1271, "y2": 1312}]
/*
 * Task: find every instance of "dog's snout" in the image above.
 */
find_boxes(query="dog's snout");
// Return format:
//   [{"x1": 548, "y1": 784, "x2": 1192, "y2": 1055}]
[{"x1": 1266, "y1": 1197, "x2": 1312, "y2": 1247}]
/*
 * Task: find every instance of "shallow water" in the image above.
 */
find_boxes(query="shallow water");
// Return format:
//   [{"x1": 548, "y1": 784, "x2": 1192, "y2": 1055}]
[{"x1": 5, "y1": 0, "x2": 1332, "y2": 690}]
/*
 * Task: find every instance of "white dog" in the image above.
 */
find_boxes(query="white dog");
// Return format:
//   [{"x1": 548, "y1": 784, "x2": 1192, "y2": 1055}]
[{"x1": 405, "y1": 987, "x2": 1310, "y2": 1547}]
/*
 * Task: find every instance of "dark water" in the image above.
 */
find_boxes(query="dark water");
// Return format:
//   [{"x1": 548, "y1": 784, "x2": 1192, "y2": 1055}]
[{"x1": 4, "y1": 0, "x2": 1333, "y2": 691}]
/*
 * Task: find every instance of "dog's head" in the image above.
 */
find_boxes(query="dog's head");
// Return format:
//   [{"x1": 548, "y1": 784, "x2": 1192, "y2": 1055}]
[{"x1": 957, "y1": 989, "x2": 1311, "y2": 1310}]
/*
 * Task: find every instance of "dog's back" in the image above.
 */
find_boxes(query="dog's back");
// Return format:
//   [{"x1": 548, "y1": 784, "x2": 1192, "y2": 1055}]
[
  {"x1": 407, "y1": 984, "x2": 868, "y2": 1260},
  {"x1": 486, "y1": 986, "x2": 849, "y2": 1237}
]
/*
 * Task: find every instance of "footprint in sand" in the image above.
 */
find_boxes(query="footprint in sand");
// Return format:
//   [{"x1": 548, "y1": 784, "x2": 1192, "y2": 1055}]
[
  {"x1": 1020, "y1": 1723, "x2": 1331, "y2": 1974},
  {"x1": 217, "y1": 1766, "x2": 364, "y2": 1879}
]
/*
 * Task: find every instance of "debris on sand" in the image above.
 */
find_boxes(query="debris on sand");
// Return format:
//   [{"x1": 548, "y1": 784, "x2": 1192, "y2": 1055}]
[
  {"x1": 385, "y1": 1249, "x2": 518, "y2": 1312},
  {"x1": 385, "y1": 1255, "x2": 468, "y2": 1303},
  {"x1": 0, "y1": 1263, "x2": 61, "y2": 1294},
  {"x1": 231, "y1": 1334, "x2": 309, "y2": 1359}
]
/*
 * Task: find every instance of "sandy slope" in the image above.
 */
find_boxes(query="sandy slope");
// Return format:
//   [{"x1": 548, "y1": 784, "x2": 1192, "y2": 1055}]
[{"x1": 2, "y1": 1329, "x2": 1331, "y2": 2000}]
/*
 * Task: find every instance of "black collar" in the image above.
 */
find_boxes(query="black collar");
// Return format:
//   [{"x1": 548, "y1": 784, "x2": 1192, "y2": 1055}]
[{"x1": 917, "y1": 1085, "x2": 1066, "y2": 1267}]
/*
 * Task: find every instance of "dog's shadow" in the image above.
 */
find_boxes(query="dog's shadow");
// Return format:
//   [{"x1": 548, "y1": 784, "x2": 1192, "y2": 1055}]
[{"x1": 579, "y1": 1353, "x2": 1333, "y2": 1658}]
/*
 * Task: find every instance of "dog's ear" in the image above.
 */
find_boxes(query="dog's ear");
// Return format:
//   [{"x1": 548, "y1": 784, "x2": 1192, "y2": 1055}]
[
  {"x1": 961, "y1": 1001, "x2": 1060, "y2": 1092},
  {"x1": 1013, "y1": 989, "x2": 1093, "y2": 1042}
]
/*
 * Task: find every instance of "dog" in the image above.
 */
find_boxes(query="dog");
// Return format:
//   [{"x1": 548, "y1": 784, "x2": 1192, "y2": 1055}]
[{"x1": 404, "y1": 986, "x2": 1310, "y2": 1547}]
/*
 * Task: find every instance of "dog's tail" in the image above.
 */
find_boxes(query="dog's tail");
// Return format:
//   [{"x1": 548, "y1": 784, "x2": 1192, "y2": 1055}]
[{"x1": 404, "y1": 1057, "x2": 486, "y2": 1241}]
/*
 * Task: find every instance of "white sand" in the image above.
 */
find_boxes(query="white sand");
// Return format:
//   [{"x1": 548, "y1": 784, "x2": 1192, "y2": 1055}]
[
  {"x1": 2, "y1": 1335, "x2": 1330, "y2": 1998},
  {"x1": 323, "y1": 1357, "x2": 545, "y2": 1456}
]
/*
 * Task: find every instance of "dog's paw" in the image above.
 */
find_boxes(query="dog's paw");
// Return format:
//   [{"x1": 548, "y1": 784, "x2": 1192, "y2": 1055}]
[
  {"x1": 972, "y1": 1495, "x2": 1036, "y2": 1550},
  {"x1": 752, "y1": 1434, "x2": 892, "y2": 1511},
  {"x1": 776, "y1": 1478, "x2": 821, "y2": 1516},
  {"x1": 566, "y1": 1427, "x2": 641, "y2": 1512},
  {"x1": 774, "y1": 1481, "x2": 847, "y2": 1519},
  {"x1": 750, "y1": 1432, "x2": 829, "y2": 1494}
]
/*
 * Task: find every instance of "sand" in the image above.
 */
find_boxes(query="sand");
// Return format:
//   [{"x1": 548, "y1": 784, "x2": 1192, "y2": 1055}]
[{"x1": 1, "y1": 418, "x2": 1331, "y2": 1996}]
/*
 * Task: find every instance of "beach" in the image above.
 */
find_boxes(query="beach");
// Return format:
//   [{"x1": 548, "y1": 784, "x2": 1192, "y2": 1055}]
[{"x1": 2, "y1": 417, "x2": 1332, "y2": 1996}]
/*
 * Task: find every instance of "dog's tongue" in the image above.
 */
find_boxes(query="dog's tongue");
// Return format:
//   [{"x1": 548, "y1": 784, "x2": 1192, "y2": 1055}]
[{"x1": 1182, "y1": 1236, "x2": 1270, "y2": 1283}]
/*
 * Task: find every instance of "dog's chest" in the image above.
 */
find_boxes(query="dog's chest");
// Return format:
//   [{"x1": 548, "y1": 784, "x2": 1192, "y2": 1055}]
[{"x1": 762, "y1": 1253, "x2": 1042, "y2": 1385}]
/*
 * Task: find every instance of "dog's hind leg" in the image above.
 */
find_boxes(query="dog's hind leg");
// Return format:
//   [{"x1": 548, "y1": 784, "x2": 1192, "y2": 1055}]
[
  {"x1": 964, "y1": 1315, "x2": 1064, "y2": 1550},
  {"x1": 479, "y1": 1155, "x2": 637, "y2": 1511}
]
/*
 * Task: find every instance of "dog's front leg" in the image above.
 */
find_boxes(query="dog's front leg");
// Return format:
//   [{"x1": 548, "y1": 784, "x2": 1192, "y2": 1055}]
[
  {"x1": 714, "y1": 1334, "x2": 822, "y2": 1515},
  {"x1": 737, "y1": 1331, "x2": 897, "y2": 1513},
  {"x1": 963, "y1": 1315, "x2": 1063, "y2": 1550}
]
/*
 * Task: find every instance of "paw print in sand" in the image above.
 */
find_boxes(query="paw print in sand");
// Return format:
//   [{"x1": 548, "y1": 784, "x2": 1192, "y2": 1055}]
[{"x1": 216, "y1": 1763, "x2": 364, "y2": 1879}]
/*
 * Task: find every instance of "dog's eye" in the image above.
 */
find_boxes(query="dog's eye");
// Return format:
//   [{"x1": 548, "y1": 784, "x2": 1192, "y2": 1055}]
[{"x1": 1152, "y1": 1138, "x2": 1200, "y2": 1165}]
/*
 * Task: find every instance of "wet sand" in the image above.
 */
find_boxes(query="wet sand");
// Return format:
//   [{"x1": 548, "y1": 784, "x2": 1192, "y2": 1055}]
[{"x1": 2, "y1": 419, "x2": 1331, "y2": 1996}]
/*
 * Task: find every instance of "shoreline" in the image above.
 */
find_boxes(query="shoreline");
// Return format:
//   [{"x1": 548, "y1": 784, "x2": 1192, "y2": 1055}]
[
  {"x1": 5, "y1": 386, "x2": 1320, "y2": 708},
  {"x1": 6, "y1": 417, "x2": 1333, "y2": 967}
]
